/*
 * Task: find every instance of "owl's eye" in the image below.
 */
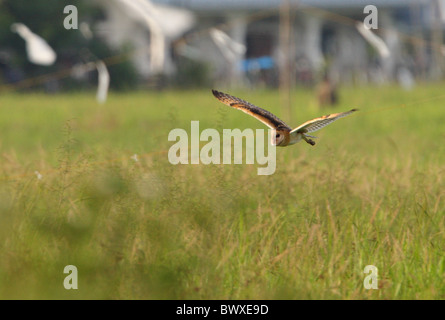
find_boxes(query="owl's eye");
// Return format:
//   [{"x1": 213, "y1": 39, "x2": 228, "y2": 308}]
[{"x1": 276, "y1": 133, "x2": 280, "y2": 138}]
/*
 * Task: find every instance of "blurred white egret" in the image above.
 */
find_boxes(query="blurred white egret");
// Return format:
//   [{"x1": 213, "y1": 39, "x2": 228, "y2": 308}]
[
  {"x1": 70, "y1": 60, "x2": 109, "y2": 104},
  {"x1": 95, "y1": 60, "x2": 110, "y2": 104},
  {"x1": 11, "y1": 23, "x2": 56, "y2": 66},
  {"x1": 75, "y1": 24, "x2": 109, "y2": 103},
  {"x1": 356, "y1": 22, "x2": 390, "y2": 59},
  {"x1": 115, "y1": 0, "x2": 194, "y2": 74},
  {"x1": 210, "y1": 28, "x2": 246, "y2": 62},
  {"x1": 118, "y1": 0, "x2": 164, "y2": 73}
]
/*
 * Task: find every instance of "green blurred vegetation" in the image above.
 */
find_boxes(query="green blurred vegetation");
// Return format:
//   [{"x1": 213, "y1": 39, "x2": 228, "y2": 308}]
[{"x1": 0, "y1": 85, "x2": 444, "y2": 299}]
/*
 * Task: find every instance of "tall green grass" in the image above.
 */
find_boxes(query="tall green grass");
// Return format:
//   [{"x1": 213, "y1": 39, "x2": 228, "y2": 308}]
[{"x1": 0, "y1": 85, "x2": 443, "y2": 299}]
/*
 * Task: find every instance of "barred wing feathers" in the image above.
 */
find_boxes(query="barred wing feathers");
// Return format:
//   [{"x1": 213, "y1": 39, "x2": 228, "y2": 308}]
[
  {"x1": 291, "y1": 109, "x2": 358, "y2": 134},
  {"x1": 212, "y1": 90, "x2": 291, "y2": 131}
]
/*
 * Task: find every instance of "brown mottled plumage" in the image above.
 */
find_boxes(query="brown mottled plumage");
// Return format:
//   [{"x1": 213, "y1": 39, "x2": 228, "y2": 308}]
[
  {"x1": 212, "y1": 89, "x2": 357, "y2": 147},
  {"x1": 212, "y1": 90, "x2": 291, "y2": 131}
]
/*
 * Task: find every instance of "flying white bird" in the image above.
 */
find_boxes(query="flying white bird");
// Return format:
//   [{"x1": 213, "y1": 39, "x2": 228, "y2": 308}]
[
  {"x1": 356, "y1": 22, "x2": 390, "y2": 59},
  {"x1": 115, "y1": 0, "x2": 194, "y2": 74},
  {"x1": 117, "y1": 0, "x2": 164, "y2": 73},
  {"x1": 210, "y1": 28, "x2": 246, "y2": 62},
  {"x1": 11, "y1": 23, "x2": 56, "y2": 66}
]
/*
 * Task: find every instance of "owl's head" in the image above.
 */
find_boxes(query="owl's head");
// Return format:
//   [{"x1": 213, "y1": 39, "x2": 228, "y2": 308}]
[{"x1": 271, "y1": 130, "x2": 289, "y2": 146}]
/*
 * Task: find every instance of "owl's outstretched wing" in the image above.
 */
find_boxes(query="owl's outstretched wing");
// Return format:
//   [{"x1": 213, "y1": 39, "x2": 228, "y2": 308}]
[
  {"x1": 291, "y1": 109, "x2": 358, "y2": 134},
  {"x1": 212, "y1": 90, "x2": 291, "y2": 131}
]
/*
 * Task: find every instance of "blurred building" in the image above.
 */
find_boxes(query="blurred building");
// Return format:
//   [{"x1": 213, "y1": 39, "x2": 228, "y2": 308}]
[{"x1": 96, "y1": 0, "x2": 441, "y2": 87}]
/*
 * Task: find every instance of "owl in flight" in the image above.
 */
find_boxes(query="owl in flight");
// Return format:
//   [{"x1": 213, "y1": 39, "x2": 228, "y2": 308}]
[{"x1": 212, "y1": 89, "x2": 357, "y2": 147}]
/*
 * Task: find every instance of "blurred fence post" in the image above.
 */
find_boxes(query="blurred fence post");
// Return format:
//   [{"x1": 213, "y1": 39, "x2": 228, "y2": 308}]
[
  {"x1": 410, "y1": 2, "x2": 427, "y2": 81},
  {"x1": 228, "y1": 14, "x2": 248, "y2": 88},
  {"x1": 431, "y1": 0, "x2": 444, "y2": 80},
  {"x1": 279, "y1": 0, "x2": 295, "y2": 122}
]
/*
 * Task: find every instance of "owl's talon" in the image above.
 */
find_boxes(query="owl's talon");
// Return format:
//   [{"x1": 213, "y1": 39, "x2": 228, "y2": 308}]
[{"x1": 302, "y1": 136, "x2": 316, "y2": 146}]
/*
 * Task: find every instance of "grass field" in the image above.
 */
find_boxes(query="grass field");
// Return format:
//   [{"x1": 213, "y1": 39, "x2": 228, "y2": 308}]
[{"x1": 0, "y1": 85, "x2": 444, "y2": 299}]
